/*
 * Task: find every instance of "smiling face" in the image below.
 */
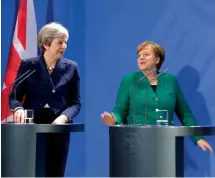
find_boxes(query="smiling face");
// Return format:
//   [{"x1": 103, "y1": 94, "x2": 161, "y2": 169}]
[
  {"x1": 43, "y1": 37, "x2": 67, "y2": 60},
  {"x1": 137, "y1": 45, "x2": 160, "y2": 71}
]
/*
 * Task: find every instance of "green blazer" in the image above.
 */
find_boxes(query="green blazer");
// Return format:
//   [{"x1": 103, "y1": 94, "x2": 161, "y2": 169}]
[{"x1": 112, "y1": 71, "x2": 203, "y2": 143}]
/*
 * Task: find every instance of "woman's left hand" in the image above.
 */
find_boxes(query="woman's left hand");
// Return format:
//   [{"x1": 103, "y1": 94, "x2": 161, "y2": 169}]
[{"x1": 197, "y1": 139, "x2": 213, "y2": 155}]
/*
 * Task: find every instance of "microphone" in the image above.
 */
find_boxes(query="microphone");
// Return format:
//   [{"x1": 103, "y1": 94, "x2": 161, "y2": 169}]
[
  {"x1": 7, "y1": 69, "x2": 36, "y2": 123},
  {"x1": 5, "y1": 70, "x2": 31, "y2": 123},
  {"x1": 133, "y1": 68, "x2": 157, "y2": 125},
  {"x1": 137, "y1": 68, "x2": 157, "y2": 84},
  {"x1": 144, "y1": 68, "x2": 168, "y2": 125},
  {"x1": 149, "y1": 68, "x2": 168, "y2": 83}
]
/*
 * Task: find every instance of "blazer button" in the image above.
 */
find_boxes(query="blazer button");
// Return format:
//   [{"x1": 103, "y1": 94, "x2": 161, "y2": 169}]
[
  {"x1": 52, "y1": 89, "x2": 56, "y2": 93},
  {"x1": 155, "y1": 97, "x2": 158, "y2": 101}
]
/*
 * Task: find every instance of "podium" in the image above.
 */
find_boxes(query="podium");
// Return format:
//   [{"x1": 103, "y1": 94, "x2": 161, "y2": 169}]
[
  {"x1": 1, "y1": 123, "x2": 84, "y2": 177},
  {"x1": 109, "y1": 125, "x2": 215, "y2": 177}
]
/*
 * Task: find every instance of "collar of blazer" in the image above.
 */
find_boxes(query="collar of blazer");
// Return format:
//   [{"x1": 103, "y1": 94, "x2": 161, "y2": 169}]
[
  {"x1": 134, "y1": 70, "x2": 166, "y2": 90},
  {"x1": 32, "y1": 55, "x2": 68, "y2": 91},
  {"x1": 38, "y1": 54, "x2": 67, "y2": 75}
]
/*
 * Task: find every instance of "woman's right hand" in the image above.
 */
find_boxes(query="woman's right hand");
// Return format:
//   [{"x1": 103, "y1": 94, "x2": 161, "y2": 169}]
[
  {"x1": 14, "y1": 109, "x2": 25, "y2": 123},
  {"x1": 101, "y1": 111, "x2": 116, "y2": 126}
]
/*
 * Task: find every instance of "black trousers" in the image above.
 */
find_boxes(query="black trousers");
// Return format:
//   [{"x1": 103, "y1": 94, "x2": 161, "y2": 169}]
[{"x1": 34, "y1": 108, "x2": 70, "y2": 177}]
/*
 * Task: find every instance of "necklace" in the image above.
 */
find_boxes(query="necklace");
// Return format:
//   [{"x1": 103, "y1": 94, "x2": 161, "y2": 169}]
[{"x1": 47, "y1": 65, "x2": 55, "y2": 74}]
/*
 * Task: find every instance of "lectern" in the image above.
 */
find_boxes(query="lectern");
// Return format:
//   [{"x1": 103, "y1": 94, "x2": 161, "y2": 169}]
[
  {"x1": 109, "y1": 125, "x2": 215, "y2": 177},
  {"x1": 1, "y1": 123, "x2": 84, "y2": 177}
]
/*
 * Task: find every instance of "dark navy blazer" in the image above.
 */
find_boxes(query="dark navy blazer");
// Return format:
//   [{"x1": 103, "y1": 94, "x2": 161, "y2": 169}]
[{"x1": 9, "y1": 55, "x2": 81, "y2": 121}]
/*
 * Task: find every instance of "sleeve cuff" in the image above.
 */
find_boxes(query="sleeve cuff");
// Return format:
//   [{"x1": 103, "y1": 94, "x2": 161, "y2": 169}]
[
  {"x1": 13, "y1": 107, "x2": 24, "y2": 113},
  {"x1": 192, "y1": 136, "x2": 204, "y2": 144},
  {"x1": 111, "y1": 112, "x2": 122, "y2": 125}
]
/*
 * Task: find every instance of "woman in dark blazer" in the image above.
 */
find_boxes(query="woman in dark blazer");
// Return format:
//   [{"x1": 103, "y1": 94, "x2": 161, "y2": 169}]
[
  {"x1": 101, "y1": 41, "x2": 213, "y2": 154},
  {"x1": 9, "y1": 22, "x2": 81, "y2": 177}
]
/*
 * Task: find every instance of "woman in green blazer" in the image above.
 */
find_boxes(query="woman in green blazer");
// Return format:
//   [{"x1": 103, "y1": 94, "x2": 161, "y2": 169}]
[{"x1": 101, "y1": 41, "x2": 213, "y2": 154}]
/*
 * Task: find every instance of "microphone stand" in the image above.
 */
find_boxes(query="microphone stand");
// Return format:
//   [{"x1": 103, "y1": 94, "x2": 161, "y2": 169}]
[
  {"x1": 5, "y1": 70, "x2": 31, "y2": 123},
  {"x1": 133, "y1": 68, "x2": 157, "y2": 125},
  {"x1": 6, "y1": 70, "x2": 36, "y2": 123},
  {"x1": 144, "y1": 68, "x2": 168, "y2": 125}
]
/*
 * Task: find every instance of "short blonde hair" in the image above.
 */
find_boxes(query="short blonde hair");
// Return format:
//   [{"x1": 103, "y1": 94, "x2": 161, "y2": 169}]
[
  {"x1": 37, "y1": 22, "x2": 69, "y2": 51},
  {"x1": 137, "y1": 41, "x2": 165, "y2": 70}
]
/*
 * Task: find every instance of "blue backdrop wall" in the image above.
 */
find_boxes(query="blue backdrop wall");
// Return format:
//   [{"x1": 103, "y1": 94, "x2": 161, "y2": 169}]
[{"x1": 2, "y1": 0, "x2": 215, "y2": 176}]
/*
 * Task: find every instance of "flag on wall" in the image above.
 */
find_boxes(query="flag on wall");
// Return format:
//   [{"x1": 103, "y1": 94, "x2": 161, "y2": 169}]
[{"x1": 1, "y1": 0, "x2": 37, "y2": 122}]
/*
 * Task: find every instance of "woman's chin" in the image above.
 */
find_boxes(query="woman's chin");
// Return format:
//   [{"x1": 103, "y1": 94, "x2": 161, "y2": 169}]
[{"x1": 139, "y1": 67, "x2": 147, "y2": 71}]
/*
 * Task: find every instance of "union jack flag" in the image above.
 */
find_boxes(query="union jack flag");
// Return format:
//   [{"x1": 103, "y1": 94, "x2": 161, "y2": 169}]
[{"x1": 1, "y1": 0, "x2": 37, "y2": 122}]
